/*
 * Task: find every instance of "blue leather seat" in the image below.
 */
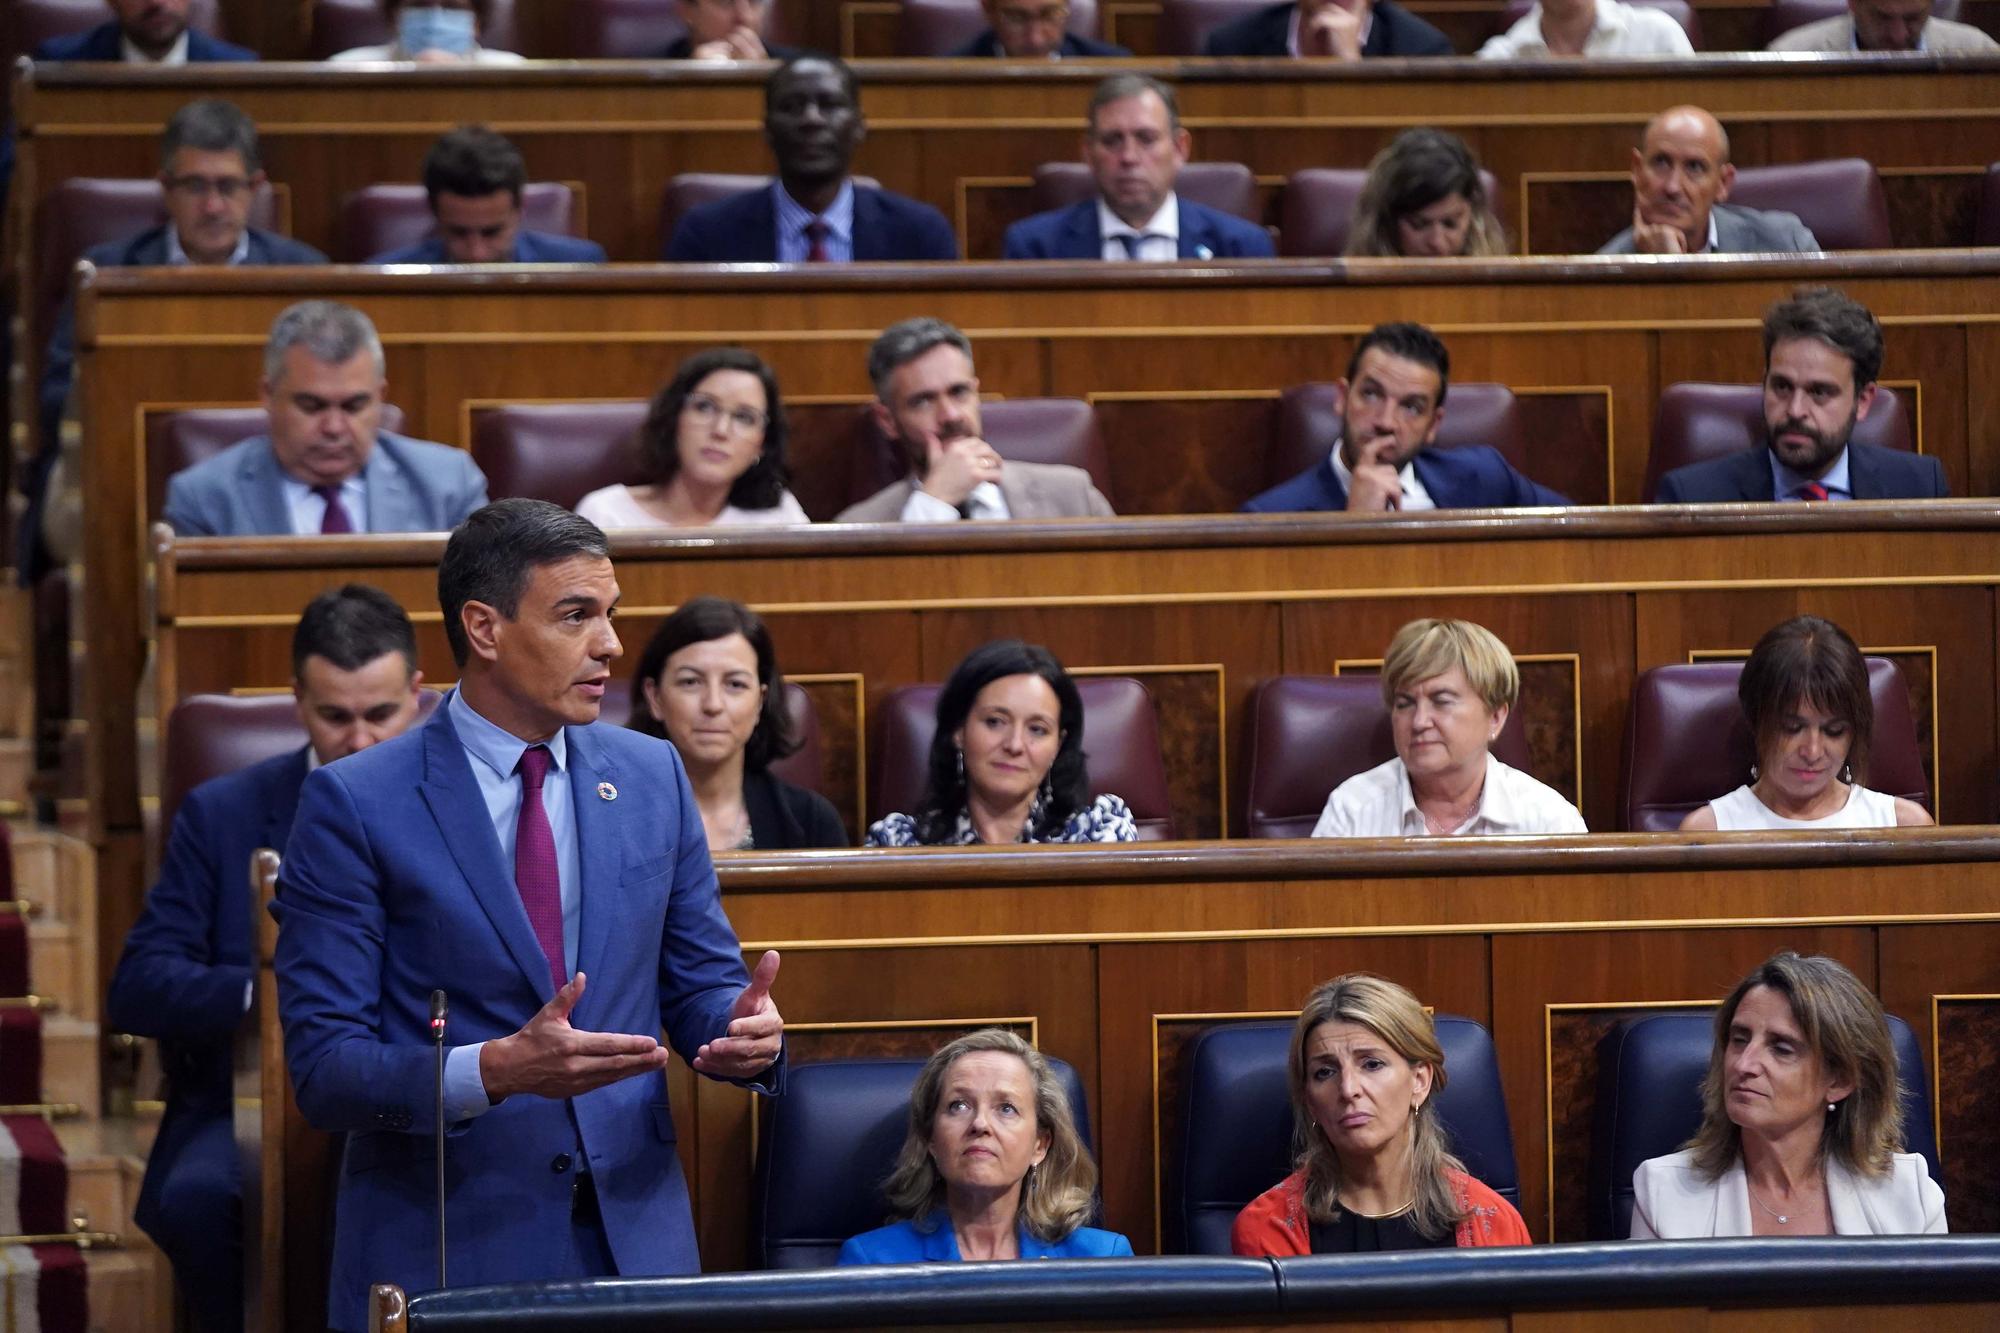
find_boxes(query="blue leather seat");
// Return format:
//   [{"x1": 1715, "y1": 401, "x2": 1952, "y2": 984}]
[
  {"x1": 1176, "y1": 1016, "x2": 1518, "y2": 1255},
  {"x1": 754, "y1": 1055, "x2": 1093, "y2": 1269},
  {"x1": 1586, "y1": 1010, "x2": 1939, "y2": 1240}
]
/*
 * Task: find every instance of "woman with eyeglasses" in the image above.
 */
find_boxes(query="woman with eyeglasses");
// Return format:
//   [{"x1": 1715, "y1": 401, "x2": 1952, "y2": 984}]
[{"x1": 575, "y1": 347, "x2": 811, "y2": 530}]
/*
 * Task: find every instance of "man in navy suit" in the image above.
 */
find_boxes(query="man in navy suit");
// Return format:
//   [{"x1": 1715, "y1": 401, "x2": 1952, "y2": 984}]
[
  {"x1": 368, "y1": 126, "x2": 607, "y2": 265},
  {"x1": 1003, "y1": 75, "x2": 1274, "y2": 261},
  {"x1": 1244, "y1": 322, "x2": 1568, "y2": 512},
  {"x1": 276, "y1": 500, "x2": 784, "y2": 1332},
  {"x1": 163, "y1": 300, "x2": 489, "y2": 536},
  {"x1": 1656, "y1": 288, "x2": 1948, "y2": 503},
  {"x1": 953, "y1": 0, "x2": 1132, "y2": 56},
  {"x1": 1203, "y1": 0, "x2": 1454, "y2": 57},
  {"x1": 32, "y1": 0, "x2": 258, "y2": 63},
  {"x1": 107, "y1": 585, "x2": 425, "y2": 1333},
  {"x1": 665, "y1": 56, "x2": 958, "y2": 262}
]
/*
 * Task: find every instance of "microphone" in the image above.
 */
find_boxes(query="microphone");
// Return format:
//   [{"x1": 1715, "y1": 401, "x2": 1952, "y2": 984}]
[{"x1": 430, "y1": 988, "x2": 449, "y2": 1291}]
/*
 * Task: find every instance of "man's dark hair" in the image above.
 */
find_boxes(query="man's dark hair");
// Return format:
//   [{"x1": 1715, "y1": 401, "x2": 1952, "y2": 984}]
[
  {"x1": 1345, "y1": 322, "x2": 1451, "y2": 408},
  {"x1": 160, "y1": 98, "x2": 261, "y2": 174},
  {"x1": 437, "y1": 500, "x2": 611, "y2": 667},
  {"x1": 868, "y1": 317, "x2": 973, "y2": 401},
  {"x1": 422, "y1": 125, "x2": 527, "y2": 208},
  {"x1": 765, "y1": 53, "x2": 858, "y2": 112},
  {"x1": 626, "y1": 596, "x2": 800, "y2": 772},
  {"x1": 291, "y1": 584, "x2": 418, "y2": 678},
  {"x1": 1764, "y1": 287, "x2": 1884, "y2": 389},
  {"x1": 1088, "y1": 74, "x2": 1181, "y2": 134}
]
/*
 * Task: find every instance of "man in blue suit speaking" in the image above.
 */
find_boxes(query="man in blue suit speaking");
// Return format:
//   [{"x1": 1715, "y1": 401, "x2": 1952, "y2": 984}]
[
  {"x1": 275, "y1": 500, "x2": 786, "y2": 1331},
  {"x1": 1243, "y1": 322, "x2": 1569, "y2": 512},
  {"x1": 1003, "y1": 75, "x2": 1275, "y2": 262},
  {"x1": 367, "y1": 125, "x2": 607, "y2": 265}
]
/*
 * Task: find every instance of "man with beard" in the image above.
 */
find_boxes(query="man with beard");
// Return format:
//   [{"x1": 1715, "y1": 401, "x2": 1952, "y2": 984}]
[
  {"x1": 1655, "y1": 288, "x2": 1947, "y2": 503},
  {"x1": 1243, "y1": 323, "x2": 1568, "y2": 513},
  {"x1": 663, "y1": 56, "x2": 957, "y2": 262},
  {"x1": 836, "y1": 318, "x2": 1115, "y2": 522},
  {"x1": 32, "y1": 0, "x2": 257, "y2": 62}
]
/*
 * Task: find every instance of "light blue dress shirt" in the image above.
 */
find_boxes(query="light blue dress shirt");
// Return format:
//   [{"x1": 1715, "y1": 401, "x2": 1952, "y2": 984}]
[
  {"x1": 773, "y1": 179, "x2": 855, "y2": 263},
  {"x1": 1770, "y1": 445, "x2": 1852, "y2": 502}
]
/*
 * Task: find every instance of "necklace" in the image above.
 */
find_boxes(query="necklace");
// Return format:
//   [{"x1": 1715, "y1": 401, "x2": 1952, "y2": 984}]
[
  {"x1": 1339, "y1": 1192, "x2": 1417, "y2": 1220},
  {"x1": 1747, "y1": 1182, "x2": 1805, "y2": 1225}
]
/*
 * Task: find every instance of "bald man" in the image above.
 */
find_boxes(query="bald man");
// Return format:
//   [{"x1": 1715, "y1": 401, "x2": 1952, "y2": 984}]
[{"x1": 1597, "y1": 106, "x2": 1819, "y2": 256}]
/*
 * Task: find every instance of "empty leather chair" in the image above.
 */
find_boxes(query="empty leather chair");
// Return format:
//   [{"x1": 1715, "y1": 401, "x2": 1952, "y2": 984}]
[
  {"x1": 1760, "y1": 0, "x2": 1959, "y2": 45},
  {"x1": 1028, "y1": 161, "x2": 1260, "y2": 226},
  {"x1": 843, "y1": 398, "x2": 1115, "y2": 512},
  {"x1": 1177, "y1": 1016, "x2": 1519, "y2": 1254},
  {"x1": 1618, "y1": 657, "x2": 1928, "y2": 832},
  {"x1": 1498, "y1": 0, "x2": 1701, "y2": 44},
  {"x1": 899, "y1": 0, "x2": 1103, "y2": 54},
  {"x1": 869, "y1": 676, "x2": 1176, "y2": 839},
  {"x1": 1643, "y1": 383, "x2": 1912, "y2": 503},
  {"x1": 1262, "y1": 381, "x2": 1526, "y2": 493},
  {"x1": 1243, "y1": 674, "x2": 1535, "y2": 839},
  {"x1": 1729, "y1": 160, "x2": 1892, "y2": 252},
  {"x1": 1157, "y1": 0, "x2": 1273, "y2": 53},
  {"x1": 307, "y1": 0, "x2": 518, "y2": 57},
  {"x1": 1975, "y1": 163, "x2": 2000, "y2": 246},
  {"x1": 754, "y1": 1054, "x2": 1092, "y2": 1268},
  {"x1": 147, "y1": 405, "x2": 407, "y2": 524},
  {"x1": 468, "y1": 401, "x2": 648, "y2": 510},
  {"x1": 658, "y1": 174, "x2": 883, "y2": 257},
  {"x1": 1586, "y1": 1009, "x2": 1939, "y2": 1239},
  {"x1": 1279, "y1": 167, "x2": 1501, "y2": 259},
  {"x1": 595, "y1": 678, "x2": 828, "y2": 798},
  {"x1": 339, "y1": 182, "x2": 578, "y2": 262}
]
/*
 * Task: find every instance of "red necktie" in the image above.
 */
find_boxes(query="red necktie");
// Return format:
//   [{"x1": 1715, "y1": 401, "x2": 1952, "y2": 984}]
[
  {"x1": 804, "y1": 219, "x2": 830, "y2": 263},
  {"x1": 1797, "y1": 482, "x2": 1830, "y2": 502},
  {"x1": 514, "y1": 745, "x2": 567, "y2": 994},
  {"x1": 316, "y1": 484, "x2": 355, "y2": 533}
]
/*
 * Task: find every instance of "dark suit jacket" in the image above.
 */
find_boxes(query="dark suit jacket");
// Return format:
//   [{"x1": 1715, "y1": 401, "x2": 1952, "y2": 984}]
[
  {"x1": 1002, "y1": 197, "x2": 1276, "y2": 260},
  {"x1": 952, "y1": 29, "x2": 1133, "y2": 56},
  {"x1": 1242, "y1": 445, "x2": 1569, "y2": 512},
  {"x1": 1203, "y1": 0, "x2": 1455, "y2": 55},
  {"x1": 1654, "y1": 443, "x2": 1949, "y2": 503},
  {"x1": 744, "y1": 770, "x2": 848, "y2": 849},
  {"x1": 659, "y1": 35, "x2": 808, "y2": 60},
  {"x1": 664, "y1": 183, "x2": 959, "y2": 262},
  {"x1": 367, "y1": 229, "x2": 608, "y2": 265},
  {"x1": 33, "y1": 21, "x2": 259, "y2": 62}
]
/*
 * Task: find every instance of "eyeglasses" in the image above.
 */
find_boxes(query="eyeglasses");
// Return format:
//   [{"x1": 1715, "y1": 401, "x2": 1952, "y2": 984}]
[
  {"x1": 166, "y1": 175, "x2": 254, "y2": 202},
  {"x1": 685, "y1": 394, "x2": 768, "y2": 436},
  {"x1": 995, "y1": 4, "x2": 1070, "y2": 27}
]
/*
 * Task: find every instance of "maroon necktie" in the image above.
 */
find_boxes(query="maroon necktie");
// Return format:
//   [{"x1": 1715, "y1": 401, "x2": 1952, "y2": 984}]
[
  {"x1": 1797, "y1": 481, "x2": 1830, "y2": 502},
  {"x1": 316, "y1": 484, "x2": 355, "y2": 534},
  {"x1": 514, "y1": 745, "x2": 567, "y2": 994},
  {"x1": 804, "y1": 219, "x2": 830, "y2": 263}
]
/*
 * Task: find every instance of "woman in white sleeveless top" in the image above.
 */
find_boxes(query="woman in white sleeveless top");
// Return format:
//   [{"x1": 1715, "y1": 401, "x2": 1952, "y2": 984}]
[{"x1": 1680, "y1": 615, "x2": 1931, "y2": 832}]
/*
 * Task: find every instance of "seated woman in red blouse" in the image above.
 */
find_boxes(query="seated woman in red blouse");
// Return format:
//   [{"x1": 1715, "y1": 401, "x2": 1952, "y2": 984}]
[{"x1": 1232, "y1": 973, "x2": 1532, "y2": 1254}]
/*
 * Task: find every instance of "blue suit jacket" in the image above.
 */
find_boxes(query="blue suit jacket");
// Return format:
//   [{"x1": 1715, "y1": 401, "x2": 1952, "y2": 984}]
[
  {"x1": 952, "y1": 30, "x2": 1133, "y2": 56},
  {"x1": 33, "y1": 21, "x2": 259, "y2": 62},
  {"x1": 664, "y1": 183, "x2": 959, "y2": 262},
  {"x1": 838, "y1": 1212, "x2": 1134, "y2": 1264},
  {"x1": 161, "y1": 430, "x2": 489, "y2": 537},
  {"x1": 1242, "y1": 445, "x2": 1570, "y2": 512},
  {"x1": 1003, "y1": 197, "x2": 1275, "y2": 260},
  {"x1": 275, "y1": 701, "x2": 780, "y2": 1331},
  {"x1": 1654, "y1": 442, "x2": 1948, "y2": 503},
  {"x1": 366, "y1": 229, "x2": 608, "y2": 265}
]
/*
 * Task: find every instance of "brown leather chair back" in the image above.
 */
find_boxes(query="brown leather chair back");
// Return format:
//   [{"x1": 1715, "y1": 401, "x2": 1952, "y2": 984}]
[
  {"x1": 1029, "y1": 161, "x2": 1260, "y2": 225},
  {"x1": 1498, "y1": 0, "x2": 1700, "y2": 44},
  {"x1": 897, "y1": 0, "x2": 1103, "y2": 54},
  {"x1": 1642, "y1": 382, "x2": 1911, "y2": 503},
  {"x1": 1279, "y1": 167, "x2": 1501, "y2": 258},
  {"x1": 306, "y1": 0, "x2": 519, "y2": 57},
  {"x1": 468, "y1": 401, "x2": 649, "y2": 509},
  {"x1": 338, "y1": 181, "x2": 577, "y2": 261},
  {"x1": 1244, "y1": 674, "x2": 1534, "y2": 839},
  {"x1": 1729, "y1": 159, "x2": 1891, "y2": 251},
  {"x1": 147, "y1": 404, "x2": 407, "y2": 523},
  {"x1": 1619, "y1": 658, "x2": 1927, "y2": 832},
  {"x1": 11, "y1": 0, "x2": 229, "y2": 67},
  {"x1": 843, "y1": 398, "x2": 1114, "y2": 509},
  {"x1": 871, "y1": 676, "x2": 1175, "y2": 839},
  {"x1": 1976, "y1": 163, "x2": 2000, "y2": 246},
  {"x1": 658, "y1": 173, "x2": 882, "y2": 257},
  {"x1": 1263, "y1": 381, "x2": 1524, "y2": 491},
  {"x1": 1760, "y1": 0, "x2": 1957, "y2": 43},
  {"x1": 595, "y1": 678, "x2": 826, "y2": 796},
  {"x1": 1157, "y1": 0, "x2": 1271, "y2": 53}
]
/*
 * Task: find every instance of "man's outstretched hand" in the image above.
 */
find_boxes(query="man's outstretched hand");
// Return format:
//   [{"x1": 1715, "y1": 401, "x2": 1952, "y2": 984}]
[
  {"x1": 693, "y1": 950, "x2": 784, "y2": 1079},
  {"x1": 479, "y1": 972, "x2": 670, "y2": 1102}
]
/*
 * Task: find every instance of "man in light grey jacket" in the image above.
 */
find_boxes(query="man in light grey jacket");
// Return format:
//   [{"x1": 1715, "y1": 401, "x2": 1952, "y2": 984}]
[
  {"x1": 1597, "y1": 106, "x2": 1819, "y2": 256},
  {"x1": 1769, "y1": 0, "x2": 1997, "y2": 51}
]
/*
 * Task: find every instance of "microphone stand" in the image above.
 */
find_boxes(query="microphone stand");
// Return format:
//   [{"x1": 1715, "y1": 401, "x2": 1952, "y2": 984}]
[{"x1": 430, "y1": 989, "x2": 449, "y2": 1291}]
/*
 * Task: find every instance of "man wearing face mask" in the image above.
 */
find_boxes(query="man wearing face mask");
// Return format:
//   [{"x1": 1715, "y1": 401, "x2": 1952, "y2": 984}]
[
  {"x1": 330, "y1": 0, "x2": 526, "y2": 63},
  {"x1": 1242, "y1": 323, "x2": 1568, "y2": 513},
  {"x1": 1655, "y1": 288, "x2": 1947, "y2": 503}
]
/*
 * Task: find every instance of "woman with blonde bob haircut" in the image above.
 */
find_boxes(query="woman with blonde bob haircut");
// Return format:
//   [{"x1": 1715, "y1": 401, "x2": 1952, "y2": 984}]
[
  {"x1": 1234, "y1": 974, "x2": 1530, "y2": 1253},
  {"x1": 1313, "y1": 618, "x2": 1587, "y2": 838},
  {"x1": 839, "y1": 1028, "x2": 1133, "y2": 1263},
  {"x1": 1632, "y1": 951, "x2": 1945, "y2": 1237}
]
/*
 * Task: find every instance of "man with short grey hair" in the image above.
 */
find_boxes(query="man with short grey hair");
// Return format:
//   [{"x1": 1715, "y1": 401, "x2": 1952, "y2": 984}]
[
  {"x1": 836, "y1": 317, "x2": 1114, "y2": 523},
  {"x1": 162, "y1": 300, "x2": 489, "y2": 536}
]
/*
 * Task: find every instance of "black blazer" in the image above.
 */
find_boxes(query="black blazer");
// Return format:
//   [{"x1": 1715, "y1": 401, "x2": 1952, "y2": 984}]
[
  {"x1": 663, "y1": 182, "x2": 959, "y2": 262},
  {"x1": 952, "y1": 29, "x2": 1133, "y2": 56},
  {"x1": 1654, "y1": 443, "x2": 1949, "y2": 503},
  {"x1": 744, "y1": 769, "x2": 849, "y2": 849},
  {"x1": 1203, "y1": 0, "x2": 1454, "y2": 55}
]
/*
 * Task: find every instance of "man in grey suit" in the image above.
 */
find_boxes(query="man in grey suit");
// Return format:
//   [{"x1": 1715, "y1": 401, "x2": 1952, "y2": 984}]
[
  {"x1": 1769, "y1": 0, "x2": 1998, "y2": 51},
  {"x1": 836, "y1": 318, "x2": 1115, "y2": 523},
  {"x1": 1598, "y1": 106, "x2": 1818, "y2": 256},
  {"x1": 163, "y1": 301, "x2": 489, "y2": 536}
]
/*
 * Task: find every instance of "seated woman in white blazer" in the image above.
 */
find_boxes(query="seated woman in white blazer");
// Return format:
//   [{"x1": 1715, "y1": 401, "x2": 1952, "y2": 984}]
[{"x1": 1631, "y1": 951, "x2": 1945, "y2": 1238}]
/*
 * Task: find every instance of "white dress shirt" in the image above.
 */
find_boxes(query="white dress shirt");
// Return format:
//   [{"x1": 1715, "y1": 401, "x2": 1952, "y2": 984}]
[
  {"x1": 279, "y1": 475, "x2": 370, "y2": 535},
  {"x1": 900, "y1": 479, "x2": 1011, "y2": 522},
  {"x1": 1098, "y1": 195, "x2": 1181, "y2": 261},
  {"x1": 1312, "y1": 754, "x2": 1588, "y2": 837},
  {"x1": 573, "y1": 483, "x2": 810, "y2": 529},
  {"x1": 1477, "y1": 0, "x2": 1695, "y2": 56},
  {"x1": 1330, "y1": 444, "x2": 1437, "y2": 511},
  {"x1": 122, "y1": 31, "x2": 190, "y2": 64}
]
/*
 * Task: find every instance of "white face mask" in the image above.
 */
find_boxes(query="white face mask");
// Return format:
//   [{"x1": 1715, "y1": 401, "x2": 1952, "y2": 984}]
[{"x1": 398, "y1": 6, "x2": 477, "y2": 56}]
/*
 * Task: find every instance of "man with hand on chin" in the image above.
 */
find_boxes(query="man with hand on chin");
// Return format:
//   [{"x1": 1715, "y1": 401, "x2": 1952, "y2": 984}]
[
  {"x1": 1203, "y1": 0, "x2": 1453, "y2": 59},
  {"x1": 1598, "y1": 107, "x2": 1818, "y2": 256},
  {"x1": 275, "y1": 499, "x2": 784, "y2": 1333}
]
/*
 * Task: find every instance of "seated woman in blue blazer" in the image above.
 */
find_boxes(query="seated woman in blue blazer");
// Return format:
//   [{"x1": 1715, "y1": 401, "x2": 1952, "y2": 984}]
[{"x1": 839, "y1": 1029, "x2": 1133, "y2": 1262}]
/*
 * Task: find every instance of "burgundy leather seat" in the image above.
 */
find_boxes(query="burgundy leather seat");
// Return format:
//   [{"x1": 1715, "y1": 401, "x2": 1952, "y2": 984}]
[
  {"x1": 1028, "y1": 161, "x2": 1260, "y2": 226},
  {"x1": 1759, "y1": 0, "x2": 1958, "y2": 44},
  {"x1": 306, "y1": 0, "x2": 519, "y2": 57},
  {"x1": 658, "y1": 174, "x2": 884, "y2": 257},
  {"x1": 1620, "y1": 658, "x2": 1928, "y2": 832},
  {"x1": 1262, "y1": 381, "x2": 1525, "y2": 492},
  {"x1": 468, "y1": 402, "x2": 649, "y2": 509},
  {"x1": 1244, "y1": 674, "x2": 1535, "y2": 839},
  {"x1": 843, "y1": 398, "x2": 1113, "y2": 510},
  {"x1": 1498, "y1": 0, "x2": 1701, "y2": 44},
  {"x1": 1643, "y1": 382, "x2": 1912, "y2": 503},
  {"x1": 899, "y1": 0, "x2": 1103, "y2": 54},
  {"x1": 1976, "y1": 163, "x2": 2000, "y2": 246},
  {"x1": 594, "y1": 678, "x2": 827, "y2": 799},
  {"x1": 1279, "y1": 167, "x2": 1501, "y2": 258},
  {"x1": 339, "y1": 182, "x2": 579, "y2": 262},
  {"x1": 870, "y1": 677, "x2": 1175, "y2": 839},
  {"x1": 147, "y1": 404, "x2": 407, "y2": 524},
  {"x1": 1156, "y1": 0, "x2": 1272, "y2": 53},
  {"x1": 1729, "y1": 160, "x2": 1892, "y2": 251}
]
